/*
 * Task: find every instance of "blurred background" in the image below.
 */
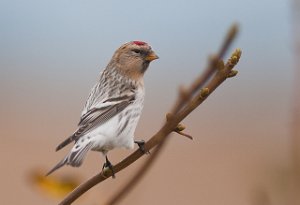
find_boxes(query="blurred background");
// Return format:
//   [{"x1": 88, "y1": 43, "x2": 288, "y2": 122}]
[{"x1": 1, "y1": 0, "x2": 299, "y2": 204}]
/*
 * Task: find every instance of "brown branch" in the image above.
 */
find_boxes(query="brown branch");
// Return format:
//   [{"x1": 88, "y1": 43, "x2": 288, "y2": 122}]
[
  {"x1": 106, "y1": 136, "x2": 170, "y2": 205},
  {"x1": 170, "y1": 23, "x2": 239, "y2": 114},
  {"x1": 59, "y1": 24, "x2": 242, "y2": 205}
]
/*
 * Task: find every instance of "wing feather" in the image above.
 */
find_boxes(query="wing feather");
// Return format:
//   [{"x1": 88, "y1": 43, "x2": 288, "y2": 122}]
[{"x1": 56, "y1": 94, "x2": 135, "y2": 151}]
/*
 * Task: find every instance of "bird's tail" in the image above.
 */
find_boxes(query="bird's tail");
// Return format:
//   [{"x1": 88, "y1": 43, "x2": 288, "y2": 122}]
[
  {"x1": 46, "y1": 141, "x2": 93, "y2": 176},
  {"x1": 56, "y1": 134, "x2": 76, "y2": 151},
  {"x1": 46, "y1": 156, "x2": 68, "y2": 176}
]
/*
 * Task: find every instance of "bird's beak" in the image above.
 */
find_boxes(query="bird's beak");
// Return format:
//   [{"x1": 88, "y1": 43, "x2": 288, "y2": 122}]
[{"x1": 145, "y1": 51, "x2": 159, "y2": 62}]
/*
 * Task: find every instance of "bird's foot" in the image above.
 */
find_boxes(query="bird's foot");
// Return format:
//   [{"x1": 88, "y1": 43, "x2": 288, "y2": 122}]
[
  {"x1": 102, "y1": 156, "x2": 115, "y2": 178},
  {"x1": 134, "y1": 140, "x2": 150, "y2": 154}
]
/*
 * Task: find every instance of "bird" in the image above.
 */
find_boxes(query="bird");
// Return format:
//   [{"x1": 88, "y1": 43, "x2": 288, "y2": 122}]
[{"x1": 47, "y1": 41, "x2": 158, "y2": 177}]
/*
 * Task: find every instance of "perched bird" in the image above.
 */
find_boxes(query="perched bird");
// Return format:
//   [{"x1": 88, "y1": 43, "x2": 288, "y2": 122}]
[{"x1": 47, "y1": 41, "x2": 158, "y2": 177}]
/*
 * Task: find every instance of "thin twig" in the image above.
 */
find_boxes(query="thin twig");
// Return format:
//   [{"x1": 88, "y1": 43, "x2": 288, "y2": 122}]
[
  {"x1": 59, "y1": 24, "x2": 241, "y2": 205},
  {"x1": 174, "y1": 130, "x2": 193, "y2": 140},
  {"x1": 170, "y1": 23, "x2": 239, "y2": 115}
]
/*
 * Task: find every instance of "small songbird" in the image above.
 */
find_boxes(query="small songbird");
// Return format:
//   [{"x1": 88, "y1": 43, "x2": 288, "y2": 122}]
[{"x1": 47, "y1": 41, "x2": 158, "y2": 177}]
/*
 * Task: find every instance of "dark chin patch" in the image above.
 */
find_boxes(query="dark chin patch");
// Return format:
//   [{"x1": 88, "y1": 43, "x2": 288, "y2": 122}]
[{"x1": 141, "y1": 61, "x2": 150, "y2": 73}]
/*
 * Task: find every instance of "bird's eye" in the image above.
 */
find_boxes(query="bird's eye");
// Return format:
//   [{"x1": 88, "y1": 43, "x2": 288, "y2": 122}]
[{"x1": 132, "y1": 49, "x2": 141, "y2": 54}]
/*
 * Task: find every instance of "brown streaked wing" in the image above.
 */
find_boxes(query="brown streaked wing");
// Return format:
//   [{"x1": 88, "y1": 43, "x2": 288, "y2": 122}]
[{"x1": 56, "y1": 95, "x2": 135, "y2": 151}]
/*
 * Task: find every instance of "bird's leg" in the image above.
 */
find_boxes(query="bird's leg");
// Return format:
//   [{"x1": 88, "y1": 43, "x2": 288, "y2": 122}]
[
  {"x1": 134, "y1": 140, "x2": 150, "y2": 154},
  {"x1": 102, "y1": 155, "x2": 115, "y2": 178}
]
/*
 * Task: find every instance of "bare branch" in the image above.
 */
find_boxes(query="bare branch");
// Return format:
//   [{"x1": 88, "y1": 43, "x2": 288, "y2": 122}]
[{"x1": 170, "y1": 23, "x2": 239, "y2": 115}]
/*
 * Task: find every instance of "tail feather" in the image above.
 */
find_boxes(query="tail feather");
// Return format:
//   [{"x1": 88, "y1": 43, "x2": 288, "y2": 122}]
[
  {"x1": 56, "y1": 134, "x2": 76, "y2": 151},
  {"x1": 68, "y1": 142, "x2": 93, "y2": 167},
  {"x1": 46, "y1": 157, "x2": 67, "y2": 176},
  {"x1": 47, "y1": 140, "x2": 93, "y2": 176}
]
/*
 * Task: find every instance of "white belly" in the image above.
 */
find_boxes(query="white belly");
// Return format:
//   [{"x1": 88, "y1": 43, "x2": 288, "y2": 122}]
[{"x1": 88, "y1": 87, "x2": 144, "y2": 153}]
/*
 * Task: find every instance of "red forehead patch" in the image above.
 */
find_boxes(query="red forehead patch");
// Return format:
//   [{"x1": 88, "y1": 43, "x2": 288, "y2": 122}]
[{"x1": 132, "y1": 41, "x2": 147, "y2": 46}]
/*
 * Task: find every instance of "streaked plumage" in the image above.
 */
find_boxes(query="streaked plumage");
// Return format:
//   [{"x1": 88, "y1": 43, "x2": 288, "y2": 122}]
[{"x1": 47, "y1": 41, "x2": 158, "y2": 175}]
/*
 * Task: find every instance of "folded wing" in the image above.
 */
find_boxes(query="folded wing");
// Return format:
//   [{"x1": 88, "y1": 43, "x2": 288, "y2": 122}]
[{"x1": 56, "y1": 94, "x2": 135, "y2": 151}]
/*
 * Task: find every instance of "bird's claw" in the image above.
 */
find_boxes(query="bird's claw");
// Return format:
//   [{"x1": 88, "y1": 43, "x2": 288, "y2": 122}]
[
  {"x1": 102, "y1": 156, "x2": 115, "y2": 178},
  {"x1": 134, "y1": 140, "x2": 150, "y2": 154}
]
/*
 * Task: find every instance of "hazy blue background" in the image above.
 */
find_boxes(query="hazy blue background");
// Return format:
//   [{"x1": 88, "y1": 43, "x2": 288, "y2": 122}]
[{"x1": 0, "y1": 0, "x2": 296, "y2": 204}]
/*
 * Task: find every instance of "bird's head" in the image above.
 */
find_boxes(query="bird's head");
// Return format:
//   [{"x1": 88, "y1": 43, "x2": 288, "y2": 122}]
[{"x1": 111, "y1": 41, "x2": 159, "y2": 80}]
